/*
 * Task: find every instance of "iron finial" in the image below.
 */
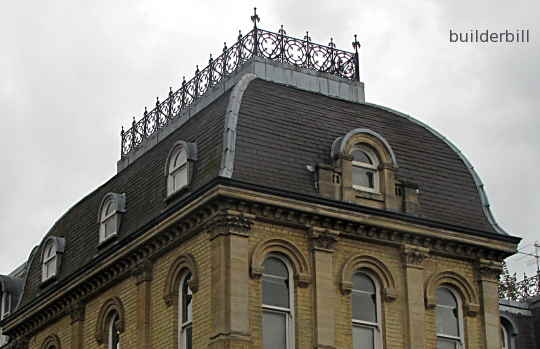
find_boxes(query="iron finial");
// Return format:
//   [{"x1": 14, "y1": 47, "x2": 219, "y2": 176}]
[
  {"x1": 328, "y1": 37, "x2": 336, "y2": 48},
  {"x1": 156, "y1": 97, "x2": 160, "y2": 107},
  {"x1": 182, "y1": 76, "x2": 186, "y2": 86},
  {"x1": 195, "y1": 65, "x2": 200, "y2": 74},
  {"x1": 121, "y1": 126, "x2": 124, "y2": 136},
  {"x1": 304, "y1": 31, "x2": 311, "y2": 42},
  {"x1": 209, "y1": 53, "x2": 213, "y2": 64},
  {"x1": 352, "y1": 34, "x2": 361, "y2": 53},
  {"x1": 223, "y1": 42, "x2": 228, "y2": 53},
  {"x1": 169, "y1": 86, "x2": 173, "y2": 96},
  {"x1": 132, "y1": 116, "x2": 136, "y2": 127},
  {"x1": 278, "y1": 25, "x2": 286, "y2": 36},
  {"x1": 251, "y1": 7, "x2": 260, "y2": 29},
  {"x1": 238, "y1": 30, "x2": 243, "y2": 41}
]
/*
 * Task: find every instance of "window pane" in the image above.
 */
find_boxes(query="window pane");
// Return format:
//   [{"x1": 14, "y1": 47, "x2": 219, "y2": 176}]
[
  {"x1": 184, "y1": 325, "x2": 192, "y2": 349},
  {"x1": 352, "y1": 167, "x2": 375, "y2": 188},
  {"x1": 436, "y1": 307, "x2": 459, "y2": 337},
  {"x1": 437, "y1": 338, "x2": 458, "y2": 349},
  {"x1": 437, "y1": 288, "x2": 457, "y2": 307},
  {"x1": 352, "y1": 292, "x2": 377, "y2": 322},
  {"x1": 173, "y1": 150, "x2": 187, "y2": 168},
  {"x1": 351, "y1": 150, "x2": 372, "y2": 164},
  {"x1": 353, "y1": 325, "x2": 374, "y2": 349},
  {"x1": 263, "y1": 277, "x2": 289, "y2": 308},
  {"x1": 182, "y1": 274, "x2": 193, "y2": 323},
  {"x1": 352, "y1": 274, "x2": 376, "y2": 293},
  {"x1": 173, "y1": 169, "x2": 188, "y2": 191},
  {"x1": 263, "y1": 311, "x2": 286, "y2": 349},
  {"x1": 105, "y1": 218, "x2": 116, "y2": 237},
  {"x1": 264, "y1": 258, "x2": 289, "y2": 278}
]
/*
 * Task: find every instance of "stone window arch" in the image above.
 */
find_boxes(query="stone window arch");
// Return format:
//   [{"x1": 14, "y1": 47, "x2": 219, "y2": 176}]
[
  {"x1": 165, "y1": 141, "x2": 198, "y2": 197},
  {"x1": 500, "y1": 315, "x2": 518, "y2": 349},
  {"x1": 40, "y1": 334, "x2": 62, "y2": 349},
  {"x1": 425, "y1": 271, "x2": 479, "y2": 316},
  {"x1": 250, "y1": 238, "x2": 312, "y2": 287},
  {"x1": 340, "y1": 254, "x2": 397, "y2": 301},
  {"x1": 163, "y1": 253, "x2": 200, "y2": 307},
  {"x1": 95, "y1": 297, "x2": 125, "y2": 346}
]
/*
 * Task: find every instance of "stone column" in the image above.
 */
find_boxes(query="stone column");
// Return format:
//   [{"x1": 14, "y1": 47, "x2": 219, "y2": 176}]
[
  {"x1": 401, "y1": 244, "x2": 429, "y2": 349},
  {"x1": 133, "y1": 260, "x2": 153, "y2": 349},
  {"x1": 477, "y1": 259, "x2": 503, "y2": 349},
  {"x1": 309, "y1": 227, "x2": 339, "y2": 349},
  {"x1": 70, "y1": 302, "x2": 85, "y2": 349},
  {"x1": 208, "y1": 211, "x2": 253, "y2": 349}
]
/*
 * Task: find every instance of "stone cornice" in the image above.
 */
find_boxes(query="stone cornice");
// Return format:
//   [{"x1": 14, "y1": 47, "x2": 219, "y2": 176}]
[
  {"x1": 3, "y1": 185, "x2": 516, "y2": 339},
  {"x1": 402, "y1": 244, "x2": 430, "y2": 269}
]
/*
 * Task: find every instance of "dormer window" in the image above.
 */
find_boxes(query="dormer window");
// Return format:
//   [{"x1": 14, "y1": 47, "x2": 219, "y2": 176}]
[
  {"x1": 169, "y1": 147, "x2": 188, "y2": 194},
  {"x1": 0, "y1": 290, "x2": 11, "y2": 319},
  {"x1": 42, "y1": 241, "x2": 57, "y2": 281},
  {"x1": 40, "y1": 236, "x2": 65, "y2": 282},
  {"x1": 351, "y1": 145, "x2": 380, "y2": 193},
  {"x1": 98, "y1": 193, "x2": 126, "y2": 244},
  {"x1": 165, "y1": 141, "x2": 198, "y2": 197}
]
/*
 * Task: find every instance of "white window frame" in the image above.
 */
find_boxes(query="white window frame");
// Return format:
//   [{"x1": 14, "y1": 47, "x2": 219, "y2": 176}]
[
  {"x1": 351, "y1": 271, "x2": 383, "y2": 349},
  {"x1": 436, "y1": 286, "x2": 465, "y2": 349},
  {"x1": 0, "y1": 291, "x2": 12, "y2": 346},
  {"x1": 262, "y1": 254, "x2": 295, "y2": 349},
  {"x1": 168, "y1": 146, "x2": 189, "y2": 196},
  {"x1": 178, "y1": 273, "x2": 193, "y2": 349},
  {"x1": 108, "y1": 312, "x2": 121, "y2": 349},
  {"x1": 501, "y1": 322, "x2": 510, "y2": 349},
  {"x1": 100, "y1": 199, "x2": 118, "y2": 242},
  {"x1": 350, "y1": 145, "x2": 380, "y2": 193},
  {"x1": 42, "y1": 241, "x2": 58, "y2": 282}
]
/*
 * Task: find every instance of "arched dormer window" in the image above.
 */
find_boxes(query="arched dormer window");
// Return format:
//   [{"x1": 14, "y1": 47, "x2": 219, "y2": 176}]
[
  {"x1": 98, "y1": 193, "x2": 126, "y2": 244},
  {"x1": 166, "y1": 141, "x2": 197, "y2": 197},
  {"x1": 1, "y1": 287, "x2": 11, "y2": 320},
  {"x1": 436, "y1": 286, "x2": 464, "y2": 349},
  {"x1": 41, "y1": 236, "x2": 65, "y2": 282},
  {"x1": 262, "y1": 254, "x2": 294, "y2": 349},
  {"x1": 352, "y1": 271, "x2": 383, "y2": 349},
  {"x1": 179, "y1": 272, "x2": 193, "y2": 349},
  {"x1": 327, "y1": 129, "x2": 401, "y2": 211},
  {"x1": 351, "y1": 144, "x2": 380, "y2": 193}
]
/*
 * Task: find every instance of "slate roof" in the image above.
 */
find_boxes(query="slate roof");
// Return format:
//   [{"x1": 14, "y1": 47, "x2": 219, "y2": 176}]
[{"x1": 12, "y1": 75, "x2": 514, "y2": 310}]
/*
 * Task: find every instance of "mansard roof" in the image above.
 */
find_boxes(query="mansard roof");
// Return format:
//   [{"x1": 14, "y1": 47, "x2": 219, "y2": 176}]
[{"x1": 13, "y1": 68, "x2": 517, "y2": 311}]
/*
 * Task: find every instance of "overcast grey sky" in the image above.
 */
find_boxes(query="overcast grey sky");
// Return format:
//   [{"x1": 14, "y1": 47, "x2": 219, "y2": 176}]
[{"x1": 1, "y1": 0, "x2": 538, "y2": 277}]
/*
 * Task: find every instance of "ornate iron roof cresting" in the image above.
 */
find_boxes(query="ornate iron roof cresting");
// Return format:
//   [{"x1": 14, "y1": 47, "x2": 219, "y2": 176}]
[{"x1": 121, "y1": 8, "x2": 361, "y2": 157}]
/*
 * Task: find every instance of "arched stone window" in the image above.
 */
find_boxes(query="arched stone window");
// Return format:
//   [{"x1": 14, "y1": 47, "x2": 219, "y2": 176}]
[
  {"x1": 262, "y1": 254, "x2": 294, "y2": 349},
  {"x1": 178, "y1": 272, "x2": 193, "y2": 349},
  {"x1": 435, "y1": 286, "x2": 464, "y2": 349},
  {"x1": 98, "y1": 193, "x2": 126, "y2": 243},
  {"x1": 96, "y1": 297, "x2": 125, "y2": 347},
  {"x1": 500, "y1": 316, "x2": 517, "y2": 349},
  {"x1": 40, "y1": 334, "x2": 62, "y2": 349},
  {"x1": 165, "y1": 141, "x2": 197, "y2": 197},
  {"x1": 41, "y1": 236, "x2": 65, "y2": 282},
  {"x1": 352, "y1": 271, "x2": 383, "y2": 349}
]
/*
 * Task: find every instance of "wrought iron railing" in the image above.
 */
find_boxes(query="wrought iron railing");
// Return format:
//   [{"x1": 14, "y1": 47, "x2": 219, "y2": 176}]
[
  {"x1": 499, "y1": 273, "x2": 540, "y2": 302},
  {"x1": 120, "y1": 9, "x2": 361, "y2": 157}
]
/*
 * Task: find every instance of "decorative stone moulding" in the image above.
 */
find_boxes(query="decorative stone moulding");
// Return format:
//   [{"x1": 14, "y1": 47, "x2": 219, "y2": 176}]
[
  {"x1": 250, "y1": 238, "x2": 312, "y2": 287},
  {"x1": 163, "y1": 253, "x2": 200, "y2": 307},
  {"x1": 425, "y1": 271, "x2": 480, "y2": 317},
  {"x1": 95, "y1": 297, "x2": 126, "y2": 344},
  {"x1": 340, "y1": 254, "x2": 398, "y2": 302}
]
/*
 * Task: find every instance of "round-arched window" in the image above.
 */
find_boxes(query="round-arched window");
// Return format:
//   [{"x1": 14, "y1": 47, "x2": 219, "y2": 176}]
[
  {"x1": 436, "y1": 287, "x2": 464, "y2": 348},
  {"x1": 352, "y1": 272, "x2": 382, "y2": 349},
  {"x1": 350, "y1": 145, "x2": 380, "y2": 192}
]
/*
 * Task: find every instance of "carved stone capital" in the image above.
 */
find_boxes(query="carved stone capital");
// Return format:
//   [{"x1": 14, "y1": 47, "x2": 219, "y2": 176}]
[
  {"x1": 206, "y1": 212, "x2": 253, "y2": 240},
  {"x1": 69, "y1": 301, "x2": 86, "y2": 324},
  {"x1": 477, "y1": 258, "x2": 503, "y2": 282},
  {"x1": 132, "y1": 259, "x2": 153, "y2": 285},
  {"x1": 402, "y1": 244, "x2": 430, "y2": 268},
  {"x1": 308, "y1": 227, "x2": 340, "y2": 251}
]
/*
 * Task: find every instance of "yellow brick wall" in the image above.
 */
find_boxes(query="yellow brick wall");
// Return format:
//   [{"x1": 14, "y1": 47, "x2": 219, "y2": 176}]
[
  {"x1": 25, "y1": 219, "x2": 492, "y2": 349},
  {"x1": 29, "y1": 315, "x2": 71, "y2": 349}
]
